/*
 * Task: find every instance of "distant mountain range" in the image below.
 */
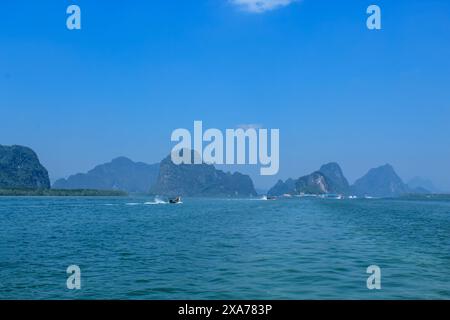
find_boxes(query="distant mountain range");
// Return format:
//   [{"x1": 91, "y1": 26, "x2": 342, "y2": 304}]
[
  {"x1": 53, "y1": 157, "x2": 160, "y2": 193},
  {"x1": 0, "y1": 145, "x2": 50, "y2": 189},
  {"x1": 54, "y1": 150, "x2": 257, "y2": 197},
  {"x1": 0, "y1": 144, "x2": 442, "y2": 198},
  {"x1": 407, "y1": 176, "x2": 440, "y2": 194},
  {"x1": 268, "y1": 163, "x2": 431, "y2": 198}
]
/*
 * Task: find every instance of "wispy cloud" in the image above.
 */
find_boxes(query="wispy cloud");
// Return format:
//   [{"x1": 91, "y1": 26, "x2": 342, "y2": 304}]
[{"x1": 230, "y1": 0, "x2": 298, "y2": 13}]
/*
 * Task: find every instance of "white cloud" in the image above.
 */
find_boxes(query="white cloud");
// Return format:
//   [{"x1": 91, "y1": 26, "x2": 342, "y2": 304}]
[{"x1": 231, "y1": 0, "x2": 298, "y2": 13}]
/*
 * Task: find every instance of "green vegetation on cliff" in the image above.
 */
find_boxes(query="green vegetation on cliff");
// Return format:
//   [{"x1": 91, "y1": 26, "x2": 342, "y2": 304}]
[{"x1": 0, "y1": 145, "x2": 50, "y2": 189}]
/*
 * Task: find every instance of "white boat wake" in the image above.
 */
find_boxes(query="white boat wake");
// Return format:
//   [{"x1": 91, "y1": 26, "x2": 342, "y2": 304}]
[{"x1": 144, "y1": 196, "x2": 168, "y2": 205}]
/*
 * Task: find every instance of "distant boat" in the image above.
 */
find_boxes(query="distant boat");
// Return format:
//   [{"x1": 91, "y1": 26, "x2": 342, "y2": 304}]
[
  {"x1": 266, "y1": 196, "x2": 277, "y2": 201},
  {"x1": 169, "y1": 196, "x2": 182, "y2": 204}
]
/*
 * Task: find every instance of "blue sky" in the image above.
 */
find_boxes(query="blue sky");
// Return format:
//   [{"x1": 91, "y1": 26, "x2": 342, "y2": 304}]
[{"x1": 1, "y1": 0, "x2": 450, "y2": 190}]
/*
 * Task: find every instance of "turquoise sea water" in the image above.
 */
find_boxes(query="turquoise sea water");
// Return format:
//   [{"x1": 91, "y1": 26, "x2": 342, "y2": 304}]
[{"x1": 0, "y1": 196, "x2": 450, "y2": 300}]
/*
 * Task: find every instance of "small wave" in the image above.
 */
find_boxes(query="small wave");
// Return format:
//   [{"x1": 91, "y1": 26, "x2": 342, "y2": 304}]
[{"x1": 125, "y1": 203, "x2": 140, "y2": 206}]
